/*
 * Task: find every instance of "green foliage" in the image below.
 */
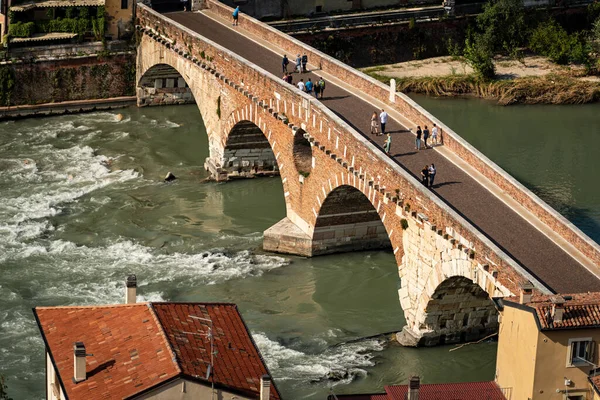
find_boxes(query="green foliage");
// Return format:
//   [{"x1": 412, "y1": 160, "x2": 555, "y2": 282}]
[
  {"x1": 79, "y1": 7, "x2": 89, "y2": 19},
  {"x1": 530, "y1": 19, "x2": 591, "y2": 65},
  {"x1": 65, "y1": 6, "x2": 77, "y2": 18},
  {"x1": 36, "y1": 17, "x2": 90, "y2": 36},
  {"x1": 401, "y1": 219, "x2": 409, "y2": 230},
  {"x1": 8, "y1": 21, "x2": 35, "y2": 37},
  {"x1": 408, "y1": 17, "x2": 416, "y2": 30},
  {"x1": 476, "y1": 0, "x2": 528, "y2": 55},
  {"x1": 463, "y1": 33, "x2": 496, "y2": 79},
  {"x1": 0, "y1": 66, "x2": 14, "y2": 106}
]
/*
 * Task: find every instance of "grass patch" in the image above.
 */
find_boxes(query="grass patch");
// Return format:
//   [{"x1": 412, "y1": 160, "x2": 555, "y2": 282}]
[
  {"x1": 361, "y1": 66, "x2": 386, "y2": 74},
  {"x1": 394, "y1": 74, "x2": 600, "y2": 105}
]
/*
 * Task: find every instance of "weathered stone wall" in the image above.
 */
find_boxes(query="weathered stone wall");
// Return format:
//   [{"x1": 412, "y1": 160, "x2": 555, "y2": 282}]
[
  {"x1": 136, "y1": 5, "x2": 548, "y2": 344},
  {"x1": 0, "y1": 53, "x2": 136, "y2": 106},
  {"x1": 293, "y1": 19, "x2": 468, "y2": 67},
  {"x1": 397, "y1": 216, "x2": 500, "y2": 346},
  {"x1": 206, "y1": 0, "x2": 600, "y2": 276}
]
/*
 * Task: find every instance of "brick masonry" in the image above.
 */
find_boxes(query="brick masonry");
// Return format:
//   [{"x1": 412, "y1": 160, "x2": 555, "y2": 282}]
[
  {"x1": 206, "y1": 0, "x2": 600, "y2": 274},
  {"x1": 137, "y1": 5, "x2": 550, "y2": 345}
]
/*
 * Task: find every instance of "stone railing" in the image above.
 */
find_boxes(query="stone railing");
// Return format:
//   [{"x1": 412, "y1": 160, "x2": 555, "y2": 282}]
[
  {"x1": 136, "y1": 4, "x2": 551, "y2": 296},
  {"x1": 206, "y1": 0, "x2": 600, "y2": 271}
]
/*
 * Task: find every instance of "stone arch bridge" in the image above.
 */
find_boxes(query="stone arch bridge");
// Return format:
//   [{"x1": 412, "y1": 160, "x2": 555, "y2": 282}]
[{"x1": 135, "y1": 3, "x2": 600, "y2": 346}]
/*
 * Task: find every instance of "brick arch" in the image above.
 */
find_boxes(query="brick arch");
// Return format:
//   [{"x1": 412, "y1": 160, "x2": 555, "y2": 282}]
[{"x1": 309, "y1": 184, "x2": 393, "y2": 255}]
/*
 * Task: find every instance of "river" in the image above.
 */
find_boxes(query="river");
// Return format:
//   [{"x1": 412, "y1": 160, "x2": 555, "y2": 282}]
[{"x1": 3, "y1": 97, "x2": 597, "y2": 399}]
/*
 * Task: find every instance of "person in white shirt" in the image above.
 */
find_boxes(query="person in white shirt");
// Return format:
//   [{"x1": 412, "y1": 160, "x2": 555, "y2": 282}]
[
  {"x1": 297, "y1": 79, "x2": 305, "y2": 92},
  {"x1": 379, "y1": 109, "x2": 388, "y2": 135},
  {"x1": 431, "y1": 123, "x2": 439, "y2": 146}
]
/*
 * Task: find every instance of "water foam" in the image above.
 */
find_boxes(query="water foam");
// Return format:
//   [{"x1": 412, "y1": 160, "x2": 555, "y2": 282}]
[{"x1": 253, "y1": 333, "x2": 385, "y2": 385}]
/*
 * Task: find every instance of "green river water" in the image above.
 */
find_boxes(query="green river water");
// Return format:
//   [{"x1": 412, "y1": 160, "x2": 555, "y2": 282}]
[{"x1": 0, "y1": 97, "x2": 596, "y2": 399}]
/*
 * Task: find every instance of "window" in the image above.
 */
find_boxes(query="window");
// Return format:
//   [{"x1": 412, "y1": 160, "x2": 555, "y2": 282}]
[
  {"x1": 121, "y1": 0, "x2": 127, "y2": 9},
  {"x1": 567, "y1": 338, "x2": 595, "y2": 367}
]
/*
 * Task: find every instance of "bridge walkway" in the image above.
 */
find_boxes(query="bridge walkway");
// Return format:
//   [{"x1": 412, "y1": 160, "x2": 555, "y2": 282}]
[{"x1": 166, "y1": 11, "x2": 600, "y2": 293}]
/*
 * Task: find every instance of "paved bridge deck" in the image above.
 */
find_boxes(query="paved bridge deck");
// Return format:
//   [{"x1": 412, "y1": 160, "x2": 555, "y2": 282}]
[{"x1": 166, "y1": 11, "x2": 600, "y2": 294}]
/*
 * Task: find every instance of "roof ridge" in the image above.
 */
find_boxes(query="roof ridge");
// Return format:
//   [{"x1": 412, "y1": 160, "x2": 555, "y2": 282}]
[
  {"x1": 35, "y1": 303, "x2": 149, "y2": 310},
  {"x1": 150, "y1": 301, "x2": 238, "y2": 306},
  {"x1": 147, "y1": 303, "x2": 183, "y2": 375}
]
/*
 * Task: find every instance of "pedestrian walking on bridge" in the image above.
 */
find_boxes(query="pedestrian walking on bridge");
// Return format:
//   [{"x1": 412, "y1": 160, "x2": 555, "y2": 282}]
[
  {"x1": 421, "y1": 165, "x2": 429, "y2": 185},
  {"x1": 415, "y1": 126, "x2": 422, "y2": 150},
  {"x1": 295, "y1": 54, "x2": 302, "y2": 73},
  {"x1": 301, "y1": 53, "x2": 308, "y2": 73},
  {"x1": 317, "y1": 77, "x2": 326, "y2": 99},
  {"x1": 428, "y1": 163, "x2": 436, "y2": 187},
  {"x1": 431, "y1": 123, "x2": 439, "y2": 146},
  {"x1": 305, "y1": 78, "x2": 314, "y2": 95},
  {"x1": 232, "y1": 6, "x2": 239, "y2": 26},
  {"x1": 370, "y1": 111, "x2": 378, "y2": 134},
  {"x1": 384, "y1": 133, "x2": 392, "y2": 154},
  {"x1": 423, "y1": 125, "x2": 430, "y2": 148},
  {"x1": 379, "y1": 109, "x2": 388, "y2": 136},
  {"x1": 297, "y1": 79, "x2": 305, "y2": 92},
  {"x1": 282, "y1": 55, "x2": 289, "y2": 73}
]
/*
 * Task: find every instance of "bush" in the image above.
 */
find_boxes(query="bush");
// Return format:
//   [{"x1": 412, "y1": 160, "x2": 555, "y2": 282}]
[
  {"x1": 464, "y1": 34, "x2": 496, "y2": 79},
  {"x1": 8, "y1": 21, "x2": 35, "y2": 37},
  {"x1": 530, "y1": 20, "x2": 591, "y2": 65}
]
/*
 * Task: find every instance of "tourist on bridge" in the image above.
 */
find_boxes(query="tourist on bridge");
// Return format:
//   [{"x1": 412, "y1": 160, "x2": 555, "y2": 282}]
[
  {"x1": 314, "y1": 80, "x2": 321, "y2": 98},
  {"x1": 232, "y1": 6, "x2": 240, "y2": 26},
  {"x1": 423, "y1": 125, "x2": 430, "y2": 148},
  {"x1": 370, "y1": 111, "x2": 378, "y2": 134},
  {"x1": 415, "y1": 125, "x2": 422, "y2": 150},
  {"x1": 295, "y1": 54, "x2": 302, "y2": 73},
  {"x1": 384, "y1": 133, "x2": 392, "y2": 154},
  {"x1": 379, "y1": 109, "x2": 388, "y2": 135},
  {"x1": 297, "y1": 78, "x2": 305, "y2": 92},
  {"x1": 421, "y1": 165, "x2": 429, "y2": 185},
  {"x1": 305, "y1": 78, "x2": 314, "y2": 95},
  {"x1": 428, "y1": 163, "x2": 436, "y2": 187},
  {"x1": 286, "y1": 73, "x2": 293, "y2": 84},
  {"x1": 431, "y1": 123, "x2": 439, "y2": 146},
  {"x1": 317, "y1": 77, "x2": 325, "y2": 99},
  {"x1": 282, "y1": 55, "x2": 289, "y2": 73},
  {"x1": 301, "y1": 53, "x2": 308, "y2": 73}
]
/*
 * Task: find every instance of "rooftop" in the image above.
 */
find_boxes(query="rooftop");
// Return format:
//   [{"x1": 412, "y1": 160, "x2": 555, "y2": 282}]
[
  {"x1": 329, "y1": 381, "x2": 507, "y2": 400},
  {"x1": 503, "y1": 292, "x2": 600, "y2": 330},
  {"x1": 34, "y1": 302, "x2": 280, "y2": 400},
  {"x1": 10, "y1": 0, "x2": 104, "y2": 12}
]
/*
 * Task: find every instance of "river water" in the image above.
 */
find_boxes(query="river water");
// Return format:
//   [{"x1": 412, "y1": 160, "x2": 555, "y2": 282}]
[{"x1": 3, "y1": 97, "x2": 597, "y2": 399}]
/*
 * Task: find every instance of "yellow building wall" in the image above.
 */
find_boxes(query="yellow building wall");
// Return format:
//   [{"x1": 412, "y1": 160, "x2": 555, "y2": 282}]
[
  {"x1": 495, "y1": 305, "x2": 539, "y2": 400},
  {"x1": 105, "y1": 0, "x2": 134, "y2": 40},
  {"x1": 533, "y1": 328, "x2": 600, "y2": 399}
]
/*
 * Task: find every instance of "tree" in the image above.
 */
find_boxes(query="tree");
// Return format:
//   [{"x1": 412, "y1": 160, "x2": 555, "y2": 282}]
[
  {"x1": 476, "y1": 0, "x2": 528, "y2": 56},
  {"x1": 464, "y1": 33, "x2": 496, "y2": 79}
]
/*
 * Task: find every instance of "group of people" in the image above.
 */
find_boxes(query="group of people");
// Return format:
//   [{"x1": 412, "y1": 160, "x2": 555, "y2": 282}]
[
  {"x1": 292, "y1": 77, "x2": 326, "y2": 98},
  {"x1": 282, "y1": 54, "x2": 308, "y2": 74},
  {"x1": 414, "y1": 124, "x2": 439, "y2": 150},
  {"x1": 370, "y1": 109, "x2": 392, "y2": 154},
  {"x1": 421, "y1": 164, "x2": 437, "y2": 187}
]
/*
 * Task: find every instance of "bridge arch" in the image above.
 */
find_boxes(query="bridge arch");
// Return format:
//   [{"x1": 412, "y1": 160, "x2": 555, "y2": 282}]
[{"x1": 311, "y1": 184, "x2": 392, "y2": 255}]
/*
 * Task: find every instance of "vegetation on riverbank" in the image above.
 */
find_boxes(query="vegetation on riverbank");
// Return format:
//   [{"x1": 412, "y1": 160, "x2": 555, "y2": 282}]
[{"x1": 364, "y1": 68, "x2": 600, "y2": 105}]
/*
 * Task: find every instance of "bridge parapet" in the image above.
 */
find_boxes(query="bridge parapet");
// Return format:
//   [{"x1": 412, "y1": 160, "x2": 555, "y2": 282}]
[
  {"x1": 206, "y1": 0, "x2": 600, "y2": 274},
  {"x1": 136, "y1": 5, "x2": 557, "y2": 344}
]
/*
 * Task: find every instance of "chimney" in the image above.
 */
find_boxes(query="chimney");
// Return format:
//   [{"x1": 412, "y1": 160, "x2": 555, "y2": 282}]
[
  {"x1": 408, "y1": 376, "x2": 420, "y2": 400},
  {"x1": 552, "y1": 296, "x2": 566, "y2": 324},
  {"x1": 260, "y1": 375, "x2": 271, "y2": 400},
  {"x1": 73, "y1": 342, "x2": 87, "y2": 383},
  {"x1": 125, "y1": 274, "x2": 137, "y2": 304},
  {"x1": 519, "y1": 281, "x2": 534, "y2": 304}
]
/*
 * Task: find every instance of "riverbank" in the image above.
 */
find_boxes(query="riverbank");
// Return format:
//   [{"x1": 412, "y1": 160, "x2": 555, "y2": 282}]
[
  {"x1": 362, "y1": 56, "x2": 600, "y2": 105},
  {"x1": 0, "y1": 96, "x2": 136, "y2": 120}
]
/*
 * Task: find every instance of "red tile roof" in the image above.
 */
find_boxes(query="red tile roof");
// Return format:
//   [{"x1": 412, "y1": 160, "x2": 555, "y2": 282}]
[
  {"x1": 331, "y1": 382, "x2": 506, "y2": 400},
  {"x1": 152, "y1": 303, "x2": 280, "y2": 399},
  {"x1": 385, "y1": 381, "x2": 506, "y2": 400},
  {"x1": 505, "y1": 292, "x2": 600, "y2": 330},
  {"x1": 34, "y1": 302, "x2": 281, "y2": 400},
  {"x1": 34, "y1": 304, "x2": 180, "y2": 400}
]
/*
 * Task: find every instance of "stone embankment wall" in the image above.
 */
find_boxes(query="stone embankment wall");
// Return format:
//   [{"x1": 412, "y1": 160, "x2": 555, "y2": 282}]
[
  {"x1": 206, "y1": 0, "x2": 600, "y2": 279},
  {"x1": 293, "y1": 18, "x2": 468, "y2": 67},
  {"x1": 0, "y1": 53, "x2": 136, "y2": 106}
]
